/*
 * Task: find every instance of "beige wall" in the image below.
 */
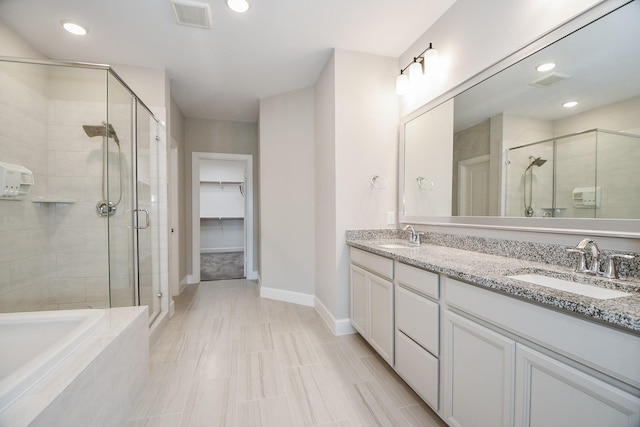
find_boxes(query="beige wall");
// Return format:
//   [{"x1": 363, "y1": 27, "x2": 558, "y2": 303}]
[
  {"x1": 315, "y1": 49, "x2": 399, "y2": 321},
  {"x1": 259, "y1": 86, "x2": 315, "y2": 295},
  {"x1": 184, "y1": 119, "x2": 259, "y2": 278},
  {"x1": 0, "y1": 21, "x2": 44, "y2": 58},
  {"x1": 314, "y1": 54, "x2": 337, "y2": 314}
]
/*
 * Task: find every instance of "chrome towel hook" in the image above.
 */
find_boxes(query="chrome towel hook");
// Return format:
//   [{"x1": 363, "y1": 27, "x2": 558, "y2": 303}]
[
  {"x1": 370, "y1": 175, "x2": 387, "y2": 189},
  {"x1": 417, "y1": 176, "x2": 434, "y2": 190}
]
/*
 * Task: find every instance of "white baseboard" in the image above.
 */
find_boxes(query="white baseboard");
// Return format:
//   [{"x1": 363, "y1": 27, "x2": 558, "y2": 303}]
[
  {"x1": 185, "y1": 274, "x2": 199, "y2": 285},
  {"x1": 169, "y1": 300, "x2": 175, "y2": 317},
  {"x1": 260, "y1": 286, "x2": 314, "y2": 307},
  {"x1": 200, "y1": 247, "x2": 244, "y2": 253},
  {"x1": 314, "y1": 297, "x2": 356, "y2": 336},
  {"x1": 246, "y1": 270, "x2": 258, "y2": 280}
]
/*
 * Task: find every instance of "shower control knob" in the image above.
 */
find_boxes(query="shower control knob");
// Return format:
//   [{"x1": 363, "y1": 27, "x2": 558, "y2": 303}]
[{"x1": 96, "y1": 200, "x2": 116, "y2": 217}]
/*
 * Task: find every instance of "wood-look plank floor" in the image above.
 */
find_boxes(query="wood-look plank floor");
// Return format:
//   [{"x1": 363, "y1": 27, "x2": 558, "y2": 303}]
[{"x1": 125, "y1": 279, "x2": 447, "y2": 427}]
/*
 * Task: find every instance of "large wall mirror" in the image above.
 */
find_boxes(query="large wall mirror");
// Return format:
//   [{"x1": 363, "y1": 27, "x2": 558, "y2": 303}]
[{"x1": 400, "y1": 0, "x2": 640, "y2": 236}]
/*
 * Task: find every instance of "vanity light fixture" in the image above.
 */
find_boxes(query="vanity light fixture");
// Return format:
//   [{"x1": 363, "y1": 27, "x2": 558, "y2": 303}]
[
  {"x1": 396, "y1": 42, "x2": 438, "y2": 95},
  {"x1": 227, "y1": 0, "x2": 250, "y2": 13},
  {"x1": 563, "y1": 101, "x2": 578, "y2": 108},
  {"x1": 536, "y1": 62, "x2": 556, "y2": 72},
  {"x1": 396, "y1": 71, "x2": 409, "y2": 95},
  {"x1": 61, "y1": 21, "x2": 87, "y2": 36}
]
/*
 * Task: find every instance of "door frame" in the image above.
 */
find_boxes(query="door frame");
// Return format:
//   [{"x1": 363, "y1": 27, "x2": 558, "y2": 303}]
[
  {"x1": 168, "y1": 141, "x2": 180, "y2": 299},
  {"x1": 191, "y1": 152, "x2": 254, "y2": 282}
]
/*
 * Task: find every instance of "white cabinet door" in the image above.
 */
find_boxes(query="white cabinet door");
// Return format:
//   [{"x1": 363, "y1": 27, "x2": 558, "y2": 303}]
[
  {"x1": 369, "y1": 273, "x2": 394, "y2": 364},
  {"x1": 443, "y1": 310, "x2": 515, "y2": 427},
  {"x1": 515, "y1": 344, "x2": 640, "y2": 427},
  {"x1": 350, "y1": 264, "x2": 368, "y2": 337}
]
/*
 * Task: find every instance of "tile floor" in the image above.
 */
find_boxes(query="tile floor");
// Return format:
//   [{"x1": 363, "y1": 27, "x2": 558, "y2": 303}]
[{"x1": 125, "y1": 279, "x2": 446, "y2": 427}]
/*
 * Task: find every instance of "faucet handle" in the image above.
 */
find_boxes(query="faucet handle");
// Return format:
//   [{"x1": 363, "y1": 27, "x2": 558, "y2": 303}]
[
  {"x1": 566, "y1": 248, "x2": 588, "y2": 273},
  {"x1": 601, "y1": 254, "x2": 635, "y2": 279}
]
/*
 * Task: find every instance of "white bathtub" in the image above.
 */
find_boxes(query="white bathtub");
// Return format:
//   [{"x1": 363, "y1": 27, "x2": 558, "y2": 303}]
[{"x1": 0, "y1": 309, "x2": 105, "y2": 412}]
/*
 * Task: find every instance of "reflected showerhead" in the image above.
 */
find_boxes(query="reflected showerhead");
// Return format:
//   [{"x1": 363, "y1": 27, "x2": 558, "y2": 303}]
[
  {"x1": 525, "y1": 156, "x2": 547, "y2": 171},
  {"x1": 83, "y1": 122, "x2": 120, "y2": 144},
  {"x1": 531, "y1": 157, "x2": 547, "y2": 167}
]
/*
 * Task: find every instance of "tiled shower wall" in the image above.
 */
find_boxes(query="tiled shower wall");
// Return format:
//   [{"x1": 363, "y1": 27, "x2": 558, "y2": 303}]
[
  {"x1": 0, "y1": 62, "x2": 51, "y2": 312},
  {"x1": 0, "y1": 64, "x2": 127, "y2": 312}
]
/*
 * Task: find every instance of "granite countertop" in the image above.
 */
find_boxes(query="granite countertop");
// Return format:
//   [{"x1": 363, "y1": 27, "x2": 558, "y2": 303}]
[{"x1": 347, "y1": 238, "x2": 640, "y2": 334}]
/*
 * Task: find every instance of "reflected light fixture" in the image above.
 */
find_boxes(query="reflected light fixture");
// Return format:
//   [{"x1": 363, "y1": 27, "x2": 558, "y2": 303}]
[
  {"x1": 61, "y1": 21, "x2": 87, "y2": 36},
  {"x1": 563, "y1": 101, "x2": 578, "y2": 108},
  {"x1": 536, "y1": 62, "x2": 556, "y2": 72},
  {"x1": 396, "y1": 42, "x2": 438, "y2": 95},
  {"x1": 227, "y1": 0, "x2": 250, "y2": 13}
]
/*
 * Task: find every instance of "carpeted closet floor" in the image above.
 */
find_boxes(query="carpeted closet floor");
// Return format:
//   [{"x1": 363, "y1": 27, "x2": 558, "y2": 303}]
[{"x1": 200, "y1": 252, "x2": 244, "y2": 281}]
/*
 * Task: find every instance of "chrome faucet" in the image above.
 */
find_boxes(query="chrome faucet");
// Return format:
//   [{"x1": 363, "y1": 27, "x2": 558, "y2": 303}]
[
  {"x1": 575, "y1": 238, "x2": 601, "y2": 275},
  {"x1": 567, "y1": 238, "x2": 636, "y2": 279},
  {"x1": 601, "y1": 253, "x2": 635, "y2": 279},
  {"x1": 403, "y1": 224, "x2": 424, "y2": 245}
]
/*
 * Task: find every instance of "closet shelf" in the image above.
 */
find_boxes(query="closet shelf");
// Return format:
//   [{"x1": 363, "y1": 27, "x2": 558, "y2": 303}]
[
  {"x1": 200, "y1": 216, "x2": 244, "y2": 220},
  {"x1": 200, "y1": 180, "x2": 243, "y2": 185}
]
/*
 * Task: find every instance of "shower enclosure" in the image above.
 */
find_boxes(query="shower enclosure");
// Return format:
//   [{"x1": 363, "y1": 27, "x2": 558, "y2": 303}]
[
  {"x1": 505, "y1": 129, "x2": 640, "y2": 219},
  {"x1": 0, "y1": 58, "x2": 166, "y2": 325}
]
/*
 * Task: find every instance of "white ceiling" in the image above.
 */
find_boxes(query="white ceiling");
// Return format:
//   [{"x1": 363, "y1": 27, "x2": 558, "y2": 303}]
[
  {"x1": 453, "y1": 2, "x2": 640, "y2": 132},
  {"x1": 0, "y1": 0, "x2": 456, "y2": 122}
]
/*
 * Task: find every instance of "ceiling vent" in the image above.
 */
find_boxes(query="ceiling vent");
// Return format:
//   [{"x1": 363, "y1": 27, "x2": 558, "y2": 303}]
[
  {"x1": 171, "y1": 0, "x2": 212, "y2": 29},
  {"x1": 529, "y1": 72, "x2": 571, "y2": 87}
]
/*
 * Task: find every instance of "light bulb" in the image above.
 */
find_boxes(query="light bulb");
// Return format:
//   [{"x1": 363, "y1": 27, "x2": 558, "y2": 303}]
[
  {"x1": 408, "y1": 60, "x2": 423, "y2": 82},
  {"x1": 563, "y1": 101, "x2": 578, "y2": 108},
  {"x1": 396, "y1": 73, "x2": 409, "y2": 95},
  {"x1": 61, "y1": 21, "x2": 87, "y2": 36},
  {"x1": 422, "y1": 48, "x2": 439, "y2": 70},
  {"x1": 537, "y1": 62, "x2": 556, "y2": 72},
  {"x1": 227, "y1": 0, "x2": 250, "y2": 13}
]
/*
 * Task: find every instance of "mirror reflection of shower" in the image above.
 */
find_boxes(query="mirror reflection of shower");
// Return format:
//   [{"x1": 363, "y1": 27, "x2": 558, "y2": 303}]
[
  {"x1": 523, "y1": 155, "x2": 547, "y2": 217},
  {"x1": 83, "y1": 122, "x2": 123, "y2": 217}
]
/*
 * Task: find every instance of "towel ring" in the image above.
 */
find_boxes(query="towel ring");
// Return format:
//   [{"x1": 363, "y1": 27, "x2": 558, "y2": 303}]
[
  {"x1": 370, "y1": 175, "x2": 387, "y2": 189},
  {"x1": 417, "y1": 176, "x2": 434, "y2": 190}
]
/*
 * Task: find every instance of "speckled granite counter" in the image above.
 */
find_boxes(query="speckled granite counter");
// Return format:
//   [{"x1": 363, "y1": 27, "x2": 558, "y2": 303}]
[{"x1": 347, "y1": 237, "x2": 640, "y2": 334}]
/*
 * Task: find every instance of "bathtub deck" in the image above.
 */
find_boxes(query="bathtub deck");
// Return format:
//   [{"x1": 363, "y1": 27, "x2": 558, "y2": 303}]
[{"x1": 0, "y1": 306, "x2": 148, "y2": 427}]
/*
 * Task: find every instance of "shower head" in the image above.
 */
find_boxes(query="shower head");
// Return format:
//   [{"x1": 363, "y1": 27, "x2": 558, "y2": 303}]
[
  {"x1": 83, "y1": 123, "x2": 120, "y2": 144},
  {"x1": 531, "y1": 157, "x2": 547, "y2": 167},
  {"x1": 525, "y1": 156, "x2": 547, "y2": 171}
]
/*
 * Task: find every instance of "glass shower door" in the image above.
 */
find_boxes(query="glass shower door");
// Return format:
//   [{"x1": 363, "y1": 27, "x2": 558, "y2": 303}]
[
  {"x1": 135, "y1": 101, "x2": 161, "y2": 322},
  {"x1": 107, "y1": 73, "x2": 136, "y2": 308}
]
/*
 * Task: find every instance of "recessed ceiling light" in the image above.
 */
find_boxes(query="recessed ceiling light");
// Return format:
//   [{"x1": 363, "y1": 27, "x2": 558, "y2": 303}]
[
  {"x1": 61, "y1": 21, "x2": 87, "y2": 36},
  {"x1": 536, "y1": 62, "x2": 556, "y2": 72},
  {"x1": 227, "y1": 0, "x2": 249, "y2": 13},
  {"x1": 563, "y1": 101, "x2": 578, "y2": 108}
]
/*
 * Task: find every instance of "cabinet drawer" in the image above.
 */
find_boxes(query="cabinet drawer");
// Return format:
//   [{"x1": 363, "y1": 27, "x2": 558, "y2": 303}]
[
  {"x1": 350, "y1": 248, "x2": 393, "y2": 279},
  {"x1": 395, "y1": 329, "x2": 439, "y2": 411},
  {"x1": 396, "y1": 285, "x2": 439, "y2": 355},
  {"x1": 396, "y1": 262, "x2": 439, "y2": 299}
]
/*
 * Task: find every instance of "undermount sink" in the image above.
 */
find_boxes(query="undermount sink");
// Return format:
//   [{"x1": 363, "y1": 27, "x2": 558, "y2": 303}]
[
  {"x1": 507, "y1": 274, "x2": 631, "y2": 300},
  {"x1": 378, "y1": 243, "x2": 413, "y2": 249}
]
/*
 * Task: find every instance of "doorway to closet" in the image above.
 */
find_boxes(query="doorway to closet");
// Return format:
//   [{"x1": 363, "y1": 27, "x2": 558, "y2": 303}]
[{"x1": 192, "y1": 153, "x2": 254, "y2": 282}]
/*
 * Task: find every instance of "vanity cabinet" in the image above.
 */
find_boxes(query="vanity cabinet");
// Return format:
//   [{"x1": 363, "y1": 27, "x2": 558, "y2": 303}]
[
  {"x1": 514, "y1": 344, "x2": 640, "y2": 427},
  {"x1": 443, "y1": 276, "x2": 640, "y2": 427},
  {"x1": 443, "y1": 310, "x2": 515, "y2": 427},
  {"x1": 349, "y1": 248, "x2": 394, "y2": 365},
  {"x1": 394, "y1": 263, "x2": 440, "y2": 411}
]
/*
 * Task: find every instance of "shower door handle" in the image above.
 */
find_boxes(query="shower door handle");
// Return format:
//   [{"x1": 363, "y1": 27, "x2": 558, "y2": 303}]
[{"x1": 134, "y1": 209, "x2": 150, "y2": 229}]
